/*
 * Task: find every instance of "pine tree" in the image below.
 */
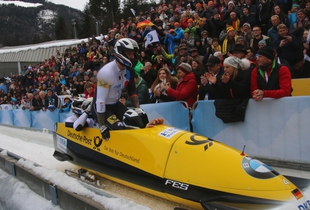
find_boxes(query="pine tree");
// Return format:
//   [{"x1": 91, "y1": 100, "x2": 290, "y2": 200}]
[
  {"x1": 55, "y1": 16, "x2": 68, "y2": 40},
  {"x1": 80, "y1": 7, "x2": 96, "y2": 39},
  {"x1": 88, "y1": 0, "x2": 120, "y2": 31}
]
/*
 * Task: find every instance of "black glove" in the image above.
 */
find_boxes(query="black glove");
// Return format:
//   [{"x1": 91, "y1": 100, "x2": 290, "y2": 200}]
[{"x1": 100, "y1": 125, "x2": 110, "y2": 140}]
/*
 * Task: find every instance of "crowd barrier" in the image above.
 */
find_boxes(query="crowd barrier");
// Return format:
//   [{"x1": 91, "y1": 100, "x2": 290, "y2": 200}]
[
  {"x1": 0, "y1": 101, "x2": 190, "y2": 132},
  {"x1": 0, "y1": 97, "x2": 309, "y2": 164},
  {"x1": 191, "y1": 97, "x2": 310, "y2": 164}
]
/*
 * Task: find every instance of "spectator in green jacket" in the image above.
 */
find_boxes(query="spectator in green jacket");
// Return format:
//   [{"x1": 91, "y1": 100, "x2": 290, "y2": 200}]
[{"x1": 120, "y1": 73, "x2": 150, "y2": 107}]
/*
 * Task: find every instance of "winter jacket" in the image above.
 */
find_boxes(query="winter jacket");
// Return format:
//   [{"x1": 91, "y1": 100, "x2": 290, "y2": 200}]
[
  {"x1": 213, "y1": 69, "x2": 251, "y2": 99},
  {"x1": 166, "y1": 72, "x2": 198, "y2": 108},
  {"x1": 126, "y1": 77, "x2": 150, "y2": 106},
  {"x1": 273, "y1": 34, "x2": 302, "y2": 66},
  {"x1": 251, "y1": 61, "x2": 292, "y2": 98}
]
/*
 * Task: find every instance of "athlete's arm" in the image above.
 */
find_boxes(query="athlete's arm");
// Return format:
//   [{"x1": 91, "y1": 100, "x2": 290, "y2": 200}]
[
  {"x1": 95, "y1": 72, "x2": 112, "y2": 126},
  {"x1": 129, "y1": 95, "x2": 140, "y2": 108},
  {"x1": 73, "y1": 112, "x2": 88, "y2": 131}
]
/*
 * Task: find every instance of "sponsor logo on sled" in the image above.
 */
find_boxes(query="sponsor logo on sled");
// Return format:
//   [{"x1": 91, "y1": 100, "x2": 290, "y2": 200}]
[
  {"x1": 158, "y1": 127, "x2": 181, "y2": 139},
  {"x1": 56, "y1": 135, "x2": 67, "y2": 153},
  {"x1": 297, "y1": 200, "x2": 310, "y2": 210},
  {"x1": 165, "y1": 179, "x2": 189, "y2": 191},
  {"x1": 242, "y1": 156, "x2": 279, "y2": 179}
]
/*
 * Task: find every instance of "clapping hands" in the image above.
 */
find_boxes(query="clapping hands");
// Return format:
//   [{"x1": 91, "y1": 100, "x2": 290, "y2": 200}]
[{"x1": 205, "y1": 72, "x2": 216, "y2": 84}]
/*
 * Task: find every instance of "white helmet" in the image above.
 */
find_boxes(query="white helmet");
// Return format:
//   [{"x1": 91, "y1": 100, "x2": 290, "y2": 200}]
[
  {"x1": 123, "y1": 109, "x2": 149, "y2": 129},
  {"x1": 114, "y1": 38, "x2": 139, "y2": 67},
  {"x1": 71, "y1": 97, "x2": 85, "y2": 115}
]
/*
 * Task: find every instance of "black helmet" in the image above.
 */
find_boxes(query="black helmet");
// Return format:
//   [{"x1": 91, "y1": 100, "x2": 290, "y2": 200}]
[{"x1": 123, "y1": 109, "x2": 149, "y2": 129}]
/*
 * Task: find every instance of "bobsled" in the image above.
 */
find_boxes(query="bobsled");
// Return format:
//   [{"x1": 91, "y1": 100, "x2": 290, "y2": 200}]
[{"x1": 53, "y1": 123, "x2": 310, "y2": 210}]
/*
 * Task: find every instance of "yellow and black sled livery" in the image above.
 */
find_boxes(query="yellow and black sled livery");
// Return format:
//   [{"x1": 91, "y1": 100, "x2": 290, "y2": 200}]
[{"x1": 53, "y1": 123, "x2": 310, "y2": 210}]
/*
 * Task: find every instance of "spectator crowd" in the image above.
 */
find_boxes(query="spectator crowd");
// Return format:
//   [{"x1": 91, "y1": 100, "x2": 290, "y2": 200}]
[{"x1": 1, "y1": 0, "x2": 309, "y2": 112}]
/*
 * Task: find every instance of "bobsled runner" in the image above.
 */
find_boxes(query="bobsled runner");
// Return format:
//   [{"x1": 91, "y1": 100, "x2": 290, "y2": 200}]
[{"x1": 53, "y1": 123, "x2": 310, "y2": 210}]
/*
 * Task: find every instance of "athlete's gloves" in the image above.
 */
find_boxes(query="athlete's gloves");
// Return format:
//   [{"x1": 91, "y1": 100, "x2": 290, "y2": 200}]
[
  {"x1": 133, "y1": 108, "x2": 145, "y2": 115},
  {"x1": 100, "y1": 125, "x2": 110, "y2": 140},
  {"x1": 84, "y1": 102, "x2": 92, "y2": 116}
]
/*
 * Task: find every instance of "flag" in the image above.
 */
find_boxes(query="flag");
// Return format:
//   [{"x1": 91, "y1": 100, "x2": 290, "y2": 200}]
[
  {"x1": 130, "y1": 8, "x2": 136, "y2": 16},
  {"x1": 292, "y1": 188, "x2": 303, "y2": 200},
  {"x1": 144, "y1": 30, "x2": 159, "y2": 48},
  {"x1": 137, "y1": 19, "x2": 154, "y2": 28}
]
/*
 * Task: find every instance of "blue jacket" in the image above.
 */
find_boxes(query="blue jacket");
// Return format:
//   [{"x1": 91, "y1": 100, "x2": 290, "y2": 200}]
[
  {"x1": 174, "y1": 27, "x2": 184, "y2": 43},
  {"x1": 267, "y1": 26, "x2": 278, "y2": 43},
  {"x1": 163, "y1": 33, "x2": 177, "y2": 54}
]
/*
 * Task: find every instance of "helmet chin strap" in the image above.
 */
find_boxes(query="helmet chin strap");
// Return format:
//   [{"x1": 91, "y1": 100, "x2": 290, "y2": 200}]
[{"x1": 115, "y1": 59, "x2": 127, "y2": 70}]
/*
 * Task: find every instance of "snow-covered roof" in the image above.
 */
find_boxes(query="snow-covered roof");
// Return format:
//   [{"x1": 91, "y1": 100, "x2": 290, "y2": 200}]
[
  {"x1": 0, "y1": 38, "x2": 91, "y2": 62},
  {"x1": 0, "y1": 0, "x2": 42, "y2": 8}
]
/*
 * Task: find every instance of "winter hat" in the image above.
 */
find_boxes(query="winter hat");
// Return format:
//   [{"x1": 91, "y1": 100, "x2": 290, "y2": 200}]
[
  {"x1": 187, "y1": 18, "x2": 194, "y2": 23},
  {"x1": 292, "y1": 4, "x2": 300, "y2": 9},
  {"x1": 243, "y1": 22, "x2": 251, "y2": 29},
  {"x1": 228, "y1": 1, "x2": 235, "y2": 6},
  {"x1": 258, "y1": 46, "x2": 275, "y2": 61},
  {"x1": 214, "y1": 51, "x2": 222, "y2": 57},
  {"x1": 189, "y1": 48, "x2": 198, "y2": 53},
  {"x1": 258, "y1": 39, "x2": 267, "y2": 47},
  {"x1": 63, "y1": 95, "x2": 72, "y2": 101},
  {"x1": 236, "y1": 36, "x2": 244, "y2": 42},
  {"x1": 226, "y1": 26, "x2": 235, "y2": 33},
  {"x1": 223, "y1": 56, "x2": 244, "y2": 69},
  {"x1": 177, "y1": 62, "x2": 192, "y2": 73},
  {"x1": 241, "y1": 58, "x2": 251, "y2": 70},
  {"x1": 230, "y1": 44, "x2": 247, "y2": 54}
]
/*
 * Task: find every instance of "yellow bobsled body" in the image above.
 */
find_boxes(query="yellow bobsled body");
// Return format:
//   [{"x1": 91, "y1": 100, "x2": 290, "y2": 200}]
[{"x1": 53, "y1": 123, "x2": 310, "y2": 210}]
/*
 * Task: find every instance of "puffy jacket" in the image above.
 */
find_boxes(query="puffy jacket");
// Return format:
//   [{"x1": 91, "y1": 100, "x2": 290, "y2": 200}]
[{"x1": 166, "y1": 72, "x2": 198, "y2": 108}]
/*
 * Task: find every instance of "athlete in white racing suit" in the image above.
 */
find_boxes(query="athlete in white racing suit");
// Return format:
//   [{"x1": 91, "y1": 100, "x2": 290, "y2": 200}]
[
  {"x1": 91, "y1": 38, "x2": 144, "y2": 140},
  {"x1": 65, "y1": 97, "x2": 98, "y2": 131}
]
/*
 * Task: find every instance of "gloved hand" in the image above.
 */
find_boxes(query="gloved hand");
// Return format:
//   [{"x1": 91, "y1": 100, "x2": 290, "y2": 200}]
[
  {"x1": 100, "y1": 125, "x2": 110, "y2": 140},
  {"x1": 84, "y1": 102, "x2": 92, "y2": 116},
  {"x1": 133, "y1": 108, "x2": 145, "y2": 115}
]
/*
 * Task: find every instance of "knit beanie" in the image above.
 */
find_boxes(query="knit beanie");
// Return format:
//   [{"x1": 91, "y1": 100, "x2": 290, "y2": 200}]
[
  {"x1": 243, "y1": 22, "x2": 251, "y2": 29},
  {"x1": 236, "y1": 36, "x2": 244, "y2": 42},
  {"x1": 228, "y1": 1, "x2": 235, "y2": 6},
  {"x1": 258, "y1": 39, "x2": 267, "y2": 47},
  {"x1": 258, "y1": 46, "x2": 275, "y2": 61},
  {"x1": 177, "y1": 62, "x2": 192, "y2": 73},
  {"x1": 226, "y1": 26, "x2": 235, "y2": 33},
  {"x1": 223, "y1": 56, "x2": 244, "y2": 69}
]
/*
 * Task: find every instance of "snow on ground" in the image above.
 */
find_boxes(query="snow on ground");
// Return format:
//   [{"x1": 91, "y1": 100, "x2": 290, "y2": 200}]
[
  {"x1": 0, "y1": 168, "x2": 61, "y2": 210},
  {"x1": 0, "y1": 128, "x2": 150, "y2": 210}
]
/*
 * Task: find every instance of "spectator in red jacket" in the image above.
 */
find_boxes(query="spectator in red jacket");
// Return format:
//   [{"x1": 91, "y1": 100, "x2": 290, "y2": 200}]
[
  {"x1": 163, "y1": 63, "x2": 198, "y2": 108},
  {"x1": 83, "y1": 82, "x2": 95, "y2": 99},
  {"x1": 251, "y1": 46, "x2": 292, "y2": 101}
]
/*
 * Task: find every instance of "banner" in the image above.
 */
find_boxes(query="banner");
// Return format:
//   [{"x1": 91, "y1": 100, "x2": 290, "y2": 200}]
[{"x1": 144, "y1": 30, "x2": 159, "y2": 48}]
